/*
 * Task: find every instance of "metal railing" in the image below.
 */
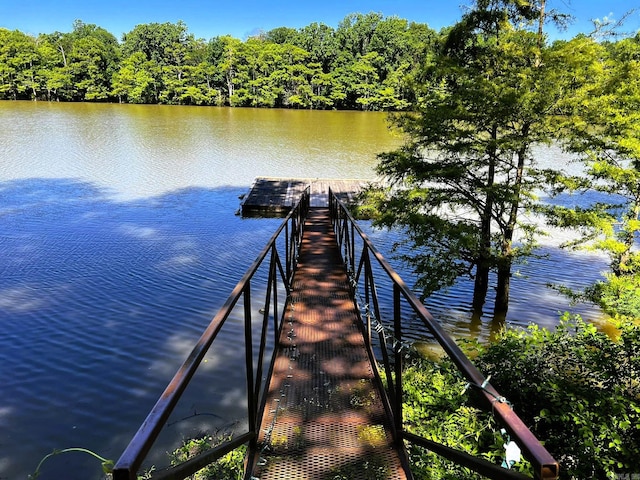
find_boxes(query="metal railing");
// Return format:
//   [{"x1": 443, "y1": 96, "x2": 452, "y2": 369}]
[
  {"x1": 112, "y1": 189, "x2": 310, "y2": 480},
  {"x1": 113, "y1": 185, "x2": 558, "y2": 480},
  {"x1": 328, "y1": 188, "x2": 559, "y2": 480}
]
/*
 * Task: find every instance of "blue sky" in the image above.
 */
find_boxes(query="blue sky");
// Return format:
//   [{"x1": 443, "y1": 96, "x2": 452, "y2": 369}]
[{"x1": 1, "y1": 0, "x2": 639, "y2": 40}]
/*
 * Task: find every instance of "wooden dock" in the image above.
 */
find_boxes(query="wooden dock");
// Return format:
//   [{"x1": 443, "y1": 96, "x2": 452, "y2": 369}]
[
  {"x1": 240, "y1": 177, "x2": 370, "y2": 217},
  {"x1": 250, "y1": 208, "x2": 411, "y2": 479}
]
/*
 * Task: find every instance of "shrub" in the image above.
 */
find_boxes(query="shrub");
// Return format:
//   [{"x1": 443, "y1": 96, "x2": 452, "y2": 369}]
[
  {"x1": 169, "y1": 435, "x2": 246, "y2": 480},
  {"x1": 474, "y1": 314, "x2": 640, "y2": 479},
  {"x1": 399, "y1": 353, "x2": 531, "y2": 479}
]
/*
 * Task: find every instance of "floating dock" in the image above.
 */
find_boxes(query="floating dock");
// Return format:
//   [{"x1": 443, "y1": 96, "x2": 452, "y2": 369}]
[{"x1": 241, "y1": 177, "x2": 370, "y2": 217}]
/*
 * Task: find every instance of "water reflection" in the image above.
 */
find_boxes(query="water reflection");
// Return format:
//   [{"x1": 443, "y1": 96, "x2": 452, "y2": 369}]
[{"x1": 0, "y1": 103, "x2": 401, "y2": 201}]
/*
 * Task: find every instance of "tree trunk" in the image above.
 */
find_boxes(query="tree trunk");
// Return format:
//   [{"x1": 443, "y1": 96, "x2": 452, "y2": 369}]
[
  {"x1": 473, "y1": 124, "x2": 499, "y2": 318},
  {"x1": 494, "y1": 260, "x2": 511, "y2": 322},
  {"x1": 472, "y1": 262, "x2": 490, "y2": 318},
  {"x1": 537, "y1": 0, "x2": 546, "y2": 50},
  {"x1": 493, "y1": 127, "x2": 529, "y2": 319}
]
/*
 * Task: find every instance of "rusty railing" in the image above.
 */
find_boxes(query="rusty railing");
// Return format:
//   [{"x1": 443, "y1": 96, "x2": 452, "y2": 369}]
[
  {"x1": 112, "y1": 188, "x2": 310, "y2": 480},
  {"x1": 328, "y1": 188, "x2": 559, "y2": 480}
]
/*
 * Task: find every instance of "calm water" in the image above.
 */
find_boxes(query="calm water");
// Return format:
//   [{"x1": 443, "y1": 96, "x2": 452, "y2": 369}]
[{"x1": 0, "y1": 102, "x2": 606, "y2": 479}]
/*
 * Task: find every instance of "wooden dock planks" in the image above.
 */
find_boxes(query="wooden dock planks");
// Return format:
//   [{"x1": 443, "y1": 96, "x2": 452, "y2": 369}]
[{"x1": 241, "y1": 177, "x2": 370, "y2": 216}]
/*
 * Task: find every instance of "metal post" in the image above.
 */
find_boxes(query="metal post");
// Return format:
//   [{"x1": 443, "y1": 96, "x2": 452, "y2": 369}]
[
  {"x1": 393, "y1": 283, "x2": 403, "y2": 437},
  {"x1": 244, "y1": 283, "x2": 256, "y2": 450},
  {"x1": 363, "y1": 248, "x2": 372, "y2": 346}
]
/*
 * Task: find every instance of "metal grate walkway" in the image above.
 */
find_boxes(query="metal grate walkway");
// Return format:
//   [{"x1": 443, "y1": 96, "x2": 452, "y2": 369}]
[
  {"x1": 251, "y1": 208, "x2": 410, "y2": 480},
  {"x1": 112, "y1": 189, "x2": 558, "y2": 480}
]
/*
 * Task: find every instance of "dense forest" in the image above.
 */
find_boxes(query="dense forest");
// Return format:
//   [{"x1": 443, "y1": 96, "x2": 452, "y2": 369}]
[{"x1": 0, "y1": 14, "x2": 438, "y2": 109}]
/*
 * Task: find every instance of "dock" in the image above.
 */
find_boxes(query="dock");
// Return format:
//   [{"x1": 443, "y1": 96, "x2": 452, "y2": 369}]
[
  {"x1": 240, "y1": 177, "x2": 370, "y2": 216},
  {"x1": 249, "y1": 208, "x2": 410, "y2": 479},
  {"x1": 112, "y1": 189, "x2": 559, "y2": 480}
]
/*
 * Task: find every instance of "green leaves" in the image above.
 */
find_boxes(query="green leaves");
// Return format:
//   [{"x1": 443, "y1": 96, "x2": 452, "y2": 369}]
[
  {"x1": 0, "y1": 14, "x2": 436, "y2": 108},
  {"x1": 399, "y1": 353, "x2": 514, "y2": 479},
  {"x1": 373, "y1": 1, "x2": 569, "y2": 318},
  {"x1": 546, "y1": 34, "x2": 640, "y2": 320},
  {"x1": 169, "y1": 434, "x2": 246, "y2": 480},
  {"x1": 476, "y1": 315, "x2": 640, "y2": 479}
]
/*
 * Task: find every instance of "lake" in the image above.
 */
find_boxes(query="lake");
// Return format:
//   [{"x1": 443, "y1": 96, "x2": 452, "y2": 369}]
[{"x1": 0, "y1": 102, "x2": 607, "y2": 479}]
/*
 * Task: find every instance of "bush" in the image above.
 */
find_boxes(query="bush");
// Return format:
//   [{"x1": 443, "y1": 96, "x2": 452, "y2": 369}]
[
  {"x1": 400, "y1": 353, "x2": 532, "y2": 479},
  {"x1": 474, "y1": 314, "x2": 640, "y2": 479},
  {"x1": 169, "y1": 435, "x2": 246, "y2": 480}
]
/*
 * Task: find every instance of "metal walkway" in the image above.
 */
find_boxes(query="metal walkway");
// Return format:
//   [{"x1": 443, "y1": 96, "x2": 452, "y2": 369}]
[
  {"x1": 112, "y1": 188, "x2": 558, "y2": 480},
  {"x1": 250, "y1": 209, "x2": 410, "y2": 479}
]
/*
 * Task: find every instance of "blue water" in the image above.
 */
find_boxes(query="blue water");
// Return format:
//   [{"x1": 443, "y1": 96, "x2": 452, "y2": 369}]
[{"x1": 0, "y1": 179, "x2": 285, "y2": 479}]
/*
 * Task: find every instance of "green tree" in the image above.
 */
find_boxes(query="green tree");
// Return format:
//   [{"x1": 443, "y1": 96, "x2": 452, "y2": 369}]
[
  {"x1": 67, "y1": 21, "x2": 120, "y2": 100},
  {"x1": 214, "y1": 35, "x2": 245, "y2": 105},
  {"x1": 121, "y1": 21, "x2": 190, "y2": 66},
  {"x1": 308, "y1": 68, "x2": 343, "y2": 108},
  {"x1": 111, "y1": 51, "x2": 158, "y2": 103},
  {"x1": 275, "y1": 43, "x2": 313, "y2": 108},
  {"x1": 336, "y1": 12, "x2": 383, "y2": 60},
  {"x1": 371, "y1": 0, "x2": 573, "y2": 320},
  {"x1": 170, "y1": 38, "x2": 222, "y2": 106},
  {"x1": 296, "y1": 22, "x2": 338, "y2": 73},
  {"x1": 0, "y1": 29, "x2": 40, "y2": 99},
  {"x1": 120, "y1": 21, "x2": 197, "y2": 103},
  {"x1": 350, "y1": 51, "x2": 381, "y2": 110},
  {"x1": 36, "y1": 35, "x2": 73, "y2": 100},
  {"x1": 36, "y1": 30, "x2": 76, "y2": 100},
  {"x1": 69, "y1": 36, "x2": 113, "y2": 100},
  {"x1": 548, "y1": 33, "x2": 640, "y2": 319},
  {"x1": 263, "y1": 26, "x2": 300, "y2": 45}
]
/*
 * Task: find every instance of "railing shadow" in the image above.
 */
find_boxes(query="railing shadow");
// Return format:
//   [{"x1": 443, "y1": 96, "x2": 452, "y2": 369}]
[{"x1": 328, "y1": 188, "x2": 559, "y2": 480}]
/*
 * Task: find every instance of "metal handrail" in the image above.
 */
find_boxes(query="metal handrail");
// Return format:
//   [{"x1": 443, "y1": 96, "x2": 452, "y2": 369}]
[
  {"x1": 112, "y1": 188, "x2": 310, "y2": 480},
  {"x1": 328, "y1": 188, "x2": 559, "y2": 480}
]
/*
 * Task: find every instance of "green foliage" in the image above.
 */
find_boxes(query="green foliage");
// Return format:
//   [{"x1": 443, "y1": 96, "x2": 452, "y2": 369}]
[
  {"x1": 373, "y1": 1, "x2": 574, "y2": 319},
  {"x1": 401, "y1": 317, "x2": 640, "y2": 479},
  {"x1": 168, "y1": 434, "x2": 246, "y2": 480},
  {"x1": 545, "y1": 34, "x2": 640, "y2": 320},
  {"x1": 586, "y1": 274, "x2": 640, "y2": 319},
  {"x1": 371, "y1": 1, "x2": 640, "y2": 322},
  {"x1": 0, "y1": 14, "x2": 436, "y2": 109},
  {"x1": 399, "y1": 353, "x2": 530, "y2": 479},
  {"x1": 474, "y1": 315, "x2": 640, "y2": 479}
]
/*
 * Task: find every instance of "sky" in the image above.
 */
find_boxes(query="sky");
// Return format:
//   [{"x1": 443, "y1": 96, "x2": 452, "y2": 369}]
[{"x1": 1, "y1": 0, "x2": 639, "y2": 41}]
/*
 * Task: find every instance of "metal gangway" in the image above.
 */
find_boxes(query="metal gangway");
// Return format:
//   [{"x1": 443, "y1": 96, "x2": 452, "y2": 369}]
[{"x1": 113, "y1": 188, "x2": 559, "y2": 480}]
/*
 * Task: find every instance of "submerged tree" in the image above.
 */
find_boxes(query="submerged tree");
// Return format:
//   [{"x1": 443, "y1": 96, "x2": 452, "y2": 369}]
[{"x1": 372, "y1": 0, "x2": 575, "y2": 321}]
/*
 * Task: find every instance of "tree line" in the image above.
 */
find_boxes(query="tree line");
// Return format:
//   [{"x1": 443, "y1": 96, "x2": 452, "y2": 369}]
[{"x1": 0, "y1": 14, "x2": 436, "y2": 109}]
